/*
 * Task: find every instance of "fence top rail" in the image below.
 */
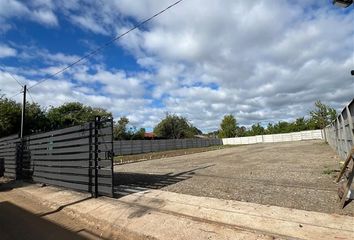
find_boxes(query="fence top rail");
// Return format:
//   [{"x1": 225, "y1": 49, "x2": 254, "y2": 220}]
[
  {"x1": 26, "y1": 123, "x2": 92, "y2": 141},
  {"x1": 0, "y1": 134, "x2": 19, "y2": 143},
  {"x1": 326, "y1": 98, "x2": 354, "y2": 128}
]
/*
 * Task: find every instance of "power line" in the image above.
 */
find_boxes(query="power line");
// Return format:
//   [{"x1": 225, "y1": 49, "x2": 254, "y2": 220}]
[
  {"x1": 27, "y1": 89, "x2": 35, "y2": 103},
  {"x1": 9, "y1": 90, "x2": 23, "y2": 99},
  {"x1": 0, "y1": 66, "x2": 23, "y2": 87},
  {"x1": 27, "y1": 0, "x2": 184, "y2": 91},
  {"x1": 0, "y1": 66, "x2": 25, "y2": 100}
]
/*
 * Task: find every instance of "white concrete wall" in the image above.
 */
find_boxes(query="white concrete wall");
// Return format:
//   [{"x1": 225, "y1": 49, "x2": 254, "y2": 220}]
[{"x1": 222, "y1": 130, "x2": 324, "y2": 145}]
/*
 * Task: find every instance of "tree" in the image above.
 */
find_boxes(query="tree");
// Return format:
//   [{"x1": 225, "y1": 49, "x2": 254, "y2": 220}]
[
  {"x1": 153, "y1": 114, "x2": 198, "y2": 139},
  {"x1": 0, "y1": 98, "x2": 21, "y2": 137},
  {"x1": 309, "y1": 100, "x2": 337, "y2": 129},
  {"x1": 189, "y1": 126, "x2": 203, "y2": 136},
  {"x1": 135, "y1": 127, "x2": 146, "y2": 139},
  {"x1": 292, "y1": 117, "x2": 308, "y2": 132},
  {"x1": 47, "y1": 102, "x2": 111, "y2": 129},
  {"x1": 0, "y1": 98, "x2": 48, "y2": 137},
  {"x1": 127, "y1": 126, "x2": 146, "y2": 140},
  {"x1": 235, "y1": 126, "x2": 246, "y2": 137},
  {"x1": 114, "y1": 117, "x2": 147, "y2": 140},
  {"x1": 218, "y1": 114, "x2": 237, "y2": 138},
  {"x1": 24, "y1": 102, "x2": 49, "y2": 134},
  {"x1": 114, "y1": 116, "x2": 129, "y2": 140},
  {"x1": 249, "y1": 123, "x2": 265, "y2": 136},
  {"x1": 272, "y1": 121, "x2": 291, "y2": 134}
]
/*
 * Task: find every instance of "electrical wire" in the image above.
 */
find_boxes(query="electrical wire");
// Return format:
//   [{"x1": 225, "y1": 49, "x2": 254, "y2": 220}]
[
  {"x1": 26, "y1": 0, "x2": 184, "y2": 91},
  {"x1": 27, "y1": 89, "x2": 35, "y2": 103},
  {"x1": 8, "y1": 90, "x2": 23, "y2": 99},
  {"x1": 0, "y1": 66, "x2": 23, "y2": 87}
]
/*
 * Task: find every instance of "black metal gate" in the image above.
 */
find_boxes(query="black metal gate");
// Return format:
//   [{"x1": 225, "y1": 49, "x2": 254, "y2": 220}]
[{"x1": 0, "y1": 117, "x2": 114, "y2": 197}]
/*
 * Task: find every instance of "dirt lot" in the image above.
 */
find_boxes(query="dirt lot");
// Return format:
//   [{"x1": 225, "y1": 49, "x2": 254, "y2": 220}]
[{"x1": 114, "y1": 140, "x2": 354, "y2": 216}]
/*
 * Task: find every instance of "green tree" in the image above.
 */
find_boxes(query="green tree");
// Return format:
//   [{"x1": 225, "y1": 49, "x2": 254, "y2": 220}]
[
  {"x1": 218, "y1": 114, "x2": 237, "y2": 138},
  {"x1": 135, "y1": 127, "x2": 146, "y2": 139},
  {"x1": 0, "y1": 98, "x2": 48, "y2": 137},
  {"x1": 189, "y1": 126, "x2": 203, "y2": 136},
  {"x1": 154, "y1": 114, "x2": 198, "y2": 139},
  {"x1": 292, "y1": 117, "x2": 308, "y2": 132},
  {"x1": 273, "y1": 121, "x2": 291, "y2": 133},
  {"x1": 25, "y1": 102, "x2": 49, "y2": 134},
  {"x1": 0, "y1": 98, "x2": 21, "y2": 137},
  {"x1": 114, "y1": 116, "x2": 129, "y2": 140},
  {"x1": 249, "y1": 123, "x2": 265, "y2": 136},
  {"x1": 47, "y1": 102, "x2": 111, "y2": 129},
  {"x1": 266, "y1": 123, "x2": 275, "y2": 134},
  {"x1": 236, "y1": 126, "x2": 246, "y2": 137},
  {"x1": 309, "y1": 100, "x2": 337, "y2": 129}
]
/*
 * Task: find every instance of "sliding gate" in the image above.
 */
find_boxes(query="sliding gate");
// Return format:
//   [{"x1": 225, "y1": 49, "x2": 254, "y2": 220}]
[{"x1": 0, "y1": 117, "x2": 114, "y2": 197}]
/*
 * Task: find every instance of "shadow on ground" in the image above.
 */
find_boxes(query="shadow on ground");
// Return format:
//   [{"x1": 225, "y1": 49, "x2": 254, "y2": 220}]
[
  {"x1": 0, "y1": 179, "x2": 27, "y2": 192},
  {"x1": 113, "y1": 164, "x2": 214, "y2": 198},
  {"x1": 0, "y1": 201, "x2": 88, "y2": 240}
]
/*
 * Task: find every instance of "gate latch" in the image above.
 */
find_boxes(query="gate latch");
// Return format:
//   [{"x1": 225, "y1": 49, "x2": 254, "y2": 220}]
[{"x1": 105, "y1": 150, "x2": 114, "y2": 159}]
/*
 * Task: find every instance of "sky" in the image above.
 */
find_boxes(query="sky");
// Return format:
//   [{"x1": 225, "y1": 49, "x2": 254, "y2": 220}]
[{"x1": 0, "y1": 0, "x2": 353, "y2": 132}]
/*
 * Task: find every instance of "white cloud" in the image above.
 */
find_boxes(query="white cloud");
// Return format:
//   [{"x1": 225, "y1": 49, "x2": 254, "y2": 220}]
[
  {"x1": 0, "y1": 44, "x2": 17, "y2": 58},
  {"x1": 31, "y1": 9, "x2": 58, "y2": 26},
  {"x1": 0, "y1": 0, "x2": 58, "y2": 30},
  {"x1": 70, "y1": 15, "x2": 108, "y2": 35},
  {"x1": 112, "y1": 0, "x2": 354, "y2": 130},
  {"x1": 1, "y1": 0, "x2": 354, "y2": 132}
]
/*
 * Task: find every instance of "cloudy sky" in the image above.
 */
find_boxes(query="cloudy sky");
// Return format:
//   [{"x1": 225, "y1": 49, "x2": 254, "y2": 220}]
[{"x1": 0, "y1": 0, "x2": 353, "y2": 132}]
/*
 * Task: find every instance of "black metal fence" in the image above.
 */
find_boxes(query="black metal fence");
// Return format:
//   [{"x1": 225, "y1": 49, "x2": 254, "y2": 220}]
[
  {"x1": 0, "y1": 117, "x2": 114, "y2": 197},
  {"x1": 0, "y1": 134, "x2": 21, "y2": 178}
]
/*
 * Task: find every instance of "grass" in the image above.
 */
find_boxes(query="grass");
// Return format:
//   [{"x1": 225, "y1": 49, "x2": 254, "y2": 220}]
[
  {"x1": 322, "y1": 167, "x2": 338, "y2": 175},
  {"x1": 114, "y1": 145, "x2": 238, "y2": 165}
]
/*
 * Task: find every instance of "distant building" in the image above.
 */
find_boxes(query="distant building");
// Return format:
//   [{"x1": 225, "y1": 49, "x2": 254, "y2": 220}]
[{"x1": 144, "y1": 132, "x2": 156, "y2": 140}]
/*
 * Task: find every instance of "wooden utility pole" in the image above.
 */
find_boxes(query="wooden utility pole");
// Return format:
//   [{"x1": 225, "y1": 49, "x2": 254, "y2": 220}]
[{"x1": 20, "y1": 85, "x2": 27, "y2": 138}]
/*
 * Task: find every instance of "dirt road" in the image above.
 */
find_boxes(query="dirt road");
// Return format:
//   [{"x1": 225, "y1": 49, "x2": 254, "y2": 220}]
[{"x1": 114, "y1": 140, "x2": 354, "y2": 215}]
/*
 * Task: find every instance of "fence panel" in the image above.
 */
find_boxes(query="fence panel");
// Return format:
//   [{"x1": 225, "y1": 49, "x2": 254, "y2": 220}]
[
  {"x1": 324, "y1": 99, "x2": 354, "y2": 160},
  {"x1": 0, "y1": 118, "x2": 114, "y2": 197},
  {"x1": 113, "y1": 138, "x2": 222, "y2": 155},
  {"x1": 0, "y1": 135, "x2": 20, "y2": 178}
]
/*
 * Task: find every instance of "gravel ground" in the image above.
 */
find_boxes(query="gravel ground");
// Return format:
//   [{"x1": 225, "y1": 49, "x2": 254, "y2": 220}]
[{"x1": 114, "y1": 140, "x2": 354, "y2": 216}]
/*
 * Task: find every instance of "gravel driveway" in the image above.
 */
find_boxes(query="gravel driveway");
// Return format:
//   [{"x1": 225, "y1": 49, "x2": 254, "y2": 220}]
[{"x1": 114, "y1": 140, "x2": 354, "y2": 216}]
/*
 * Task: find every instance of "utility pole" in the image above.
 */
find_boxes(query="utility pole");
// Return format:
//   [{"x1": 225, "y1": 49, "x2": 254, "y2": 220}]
[{"x1": 20, "y1": 85, "x2": 27, "y2": 138}]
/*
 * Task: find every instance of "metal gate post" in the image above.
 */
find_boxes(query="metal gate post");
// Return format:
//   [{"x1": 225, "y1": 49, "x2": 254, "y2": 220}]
[
  {"x1": 15, "y1": 141, "x2": 23, "y2": 180},
  {"x1": 110, "y1": 117, "x2": 114, "y2": 196},
  {"x1": 94, "y1": 116, "x2": 101, "y2": 198},
  {"x1": 89, "y1": 122, "x2": 93, "y2": 194}
]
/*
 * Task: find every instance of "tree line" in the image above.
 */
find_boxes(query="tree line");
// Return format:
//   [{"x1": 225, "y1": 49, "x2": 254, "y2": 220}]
[
  {"x1": 216, "y1": 100, "x2": 337, "y2": 138},
  {"x1": 0, "y1": 93, "x2": 337, "y2": 139},
  {"x1": 0, "y1": 98, "x2": 111, "y2": 137}
]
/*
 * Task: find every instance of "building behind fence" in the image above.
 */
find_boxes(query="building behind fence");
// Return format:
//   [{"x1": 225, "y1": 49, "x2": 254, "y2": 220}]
[{"x1": 324, "y1": 99, "x2": 354, "y2": 160}]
